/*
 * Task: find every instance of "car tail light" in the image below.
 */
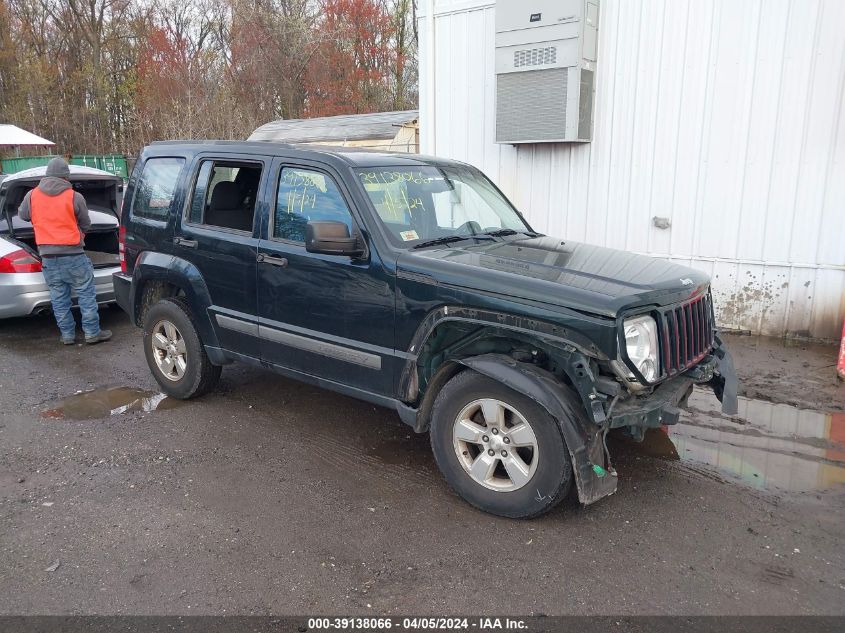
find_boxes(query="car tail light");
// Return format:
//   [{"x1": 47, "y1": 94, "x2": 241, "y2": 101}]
[
  {"x1": 118, "y1": 225, "x2": 127, "y2": 273},
  {"x1": 0, "y1": 249, "x2": 42, "y2": 273}
]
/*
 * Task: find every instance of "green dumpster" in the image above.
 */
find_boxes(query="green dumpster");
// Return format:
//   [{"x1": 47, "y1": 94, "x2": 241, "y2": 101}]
[{"x1": 1, "y1": 154, "x2": 129, "y2": 178}]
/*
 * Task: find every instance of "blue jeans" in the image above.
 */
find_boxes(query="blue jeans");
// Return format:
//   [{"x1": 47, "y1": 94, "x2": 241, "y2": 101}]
[{"x1": 41, "y1": 254, "x2": 101, "y2": 340}]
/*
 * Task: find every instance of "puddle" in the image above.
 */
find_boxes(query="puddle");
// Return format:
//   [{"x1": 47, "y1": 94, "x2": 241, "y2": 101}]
[
  {"x1": 41, "y1": 387, "x2": 180, "y2": 420},
  {"x1": 640, "y1": 388, "x2": 845, "y2": 495}
]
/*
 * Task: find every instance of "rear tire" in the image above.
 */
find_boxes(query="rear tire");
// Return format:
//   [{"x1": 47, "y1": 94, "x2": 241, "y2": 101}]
[
  {"x1": 143, "y1": 298, "x2": 221, "y2": 399},
  {"x1": 430, "y1": 370, "x2": 573, "y2": 519}
]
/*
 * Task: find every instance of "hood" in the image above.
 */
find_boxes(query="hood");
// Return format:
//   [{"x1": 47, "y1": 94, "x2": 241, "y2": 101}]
[
  {"x1": 37, "y1": 176, "x2": 73, "y2": 196},
  {"x1": 397, "y1": 236, "x2": 711, "y2": 317}
]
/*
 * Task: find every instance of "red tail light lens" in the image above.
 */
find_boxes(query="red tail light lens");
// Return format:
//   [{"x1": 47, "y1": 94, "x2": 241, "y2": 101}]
[
  {"x1": 0, "y1": 249, "x2": 42, "y2": 273},
  {"x1": 118, "y1": 225, "x2": 127, "y2": 273}
]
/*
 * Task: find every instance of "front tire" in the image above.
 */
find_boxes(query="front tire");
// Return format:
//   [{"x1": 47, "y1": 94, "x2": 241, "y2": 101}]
[
  {"x1": 143, "y1": 298, "x2": 221, "y2": 399},
  {"x1": 430, "y1": 370, "x2": 573, "y2": 518}
]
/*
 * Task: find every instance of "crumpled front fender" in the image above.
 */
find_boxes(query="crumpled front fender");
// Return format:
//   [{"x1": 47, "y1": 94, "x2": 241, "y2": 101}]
[
  {"x1": 708, "y1": 334, "x2": 739, "y2": 416},
  {"x1": 457, "y1": 354, "x2": 617, "y2": 506}
]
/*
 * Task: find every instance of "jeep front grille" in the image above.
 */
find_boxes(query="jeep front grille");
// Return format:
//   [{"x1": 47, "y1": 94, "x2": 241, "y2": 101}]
[{"x1": 660, "y1": 292, "x2": 715, "y2": 377}]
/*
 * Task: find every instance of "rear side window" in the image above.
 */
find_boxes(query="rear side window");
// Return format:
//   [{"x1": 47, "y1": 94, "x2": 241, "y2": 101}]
[
  {"x1": 187, "y1": 160, "x2": 262, "y2": 233},
  {"x1": 132, "y1": 157, "x2": 185, "y2": 220}
]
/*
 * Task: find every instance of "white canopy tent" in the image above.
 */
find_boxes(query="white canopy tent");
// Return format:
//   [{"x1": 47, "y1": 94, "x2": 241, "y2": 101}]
[{"x1": 0, "y1": 124, "x2": 54, "y2": 155}]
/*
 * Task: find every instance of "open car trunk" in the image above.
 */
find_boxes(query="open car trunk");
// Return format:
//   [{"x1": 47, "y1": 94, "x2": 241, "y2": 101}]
[
  {"x1": 1, "y1": 175, "x2": 122, "y2": 268},
  {"x1": 10, "y1": 229, "x2": 120, "y2": 268}
]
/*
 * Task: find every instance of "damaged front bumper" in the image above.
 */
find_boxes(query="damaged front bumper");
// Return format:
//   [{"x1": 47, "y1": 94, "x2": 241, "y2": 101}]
[
  {"x1": 452, "y1": 338, "x2": 738, "y2": 508},
  {"x1": 575, "y1": 335, "x2": 739, "y2": 504},
  {"x1": 608, "y1": 335, "x2": 739, "y2": 440}
]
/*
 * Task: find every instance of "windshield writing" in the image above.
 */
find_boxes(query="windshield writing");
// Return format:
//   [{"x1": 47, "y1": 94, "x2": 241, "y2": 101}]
[{"x1": 356, "y1": 166, "x2": 529, "y2": 247}]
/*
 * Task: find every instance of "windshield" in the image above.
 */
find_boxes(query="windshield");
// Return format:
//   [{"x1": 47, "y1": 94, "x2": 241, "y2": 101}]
[{"x1": 355, "y1": 165, "x2": 532, "y2": 247}]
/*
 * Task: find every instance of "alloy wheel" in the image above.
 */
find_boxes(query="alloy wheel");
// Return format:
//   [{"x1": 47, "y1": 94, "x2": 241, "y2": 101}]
[
  {"x1": 452, "y1": 398, "x2": 539, "y2": 492},
  {"x1": 151, "y1": 319, "x2": 188, "y2": 382}
]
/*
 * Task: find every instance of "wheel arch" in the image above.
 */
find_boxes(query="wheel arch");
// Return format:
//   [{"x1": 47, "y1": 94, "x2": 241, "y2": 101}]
[
  {"x1": 131, "y1": 252, "x2": 221, "y2": 350},
  {"x1": 454, "y1": 354, "x2": 617, "y2": 506},
  {"x1": 400, "y1": 306, "x2": 611, "y2": 428},
  {"x1": 401, "y1": 311, "x2": 620, "y2": 504}
]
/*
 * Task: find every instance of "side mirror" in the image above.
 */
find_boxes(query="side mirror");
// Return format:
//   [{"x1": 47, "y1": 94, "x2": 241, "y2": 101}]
[{"x1": 305, "y1": 221, "x2": 365, "y2": 257}]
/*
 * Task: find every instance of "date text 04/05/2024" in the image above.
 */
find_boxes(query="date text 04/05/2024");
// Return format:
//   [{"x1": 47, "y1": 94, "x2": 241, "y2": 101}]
[{"x1": 306, "y1": 617, "x2": 528, "y2": 630}]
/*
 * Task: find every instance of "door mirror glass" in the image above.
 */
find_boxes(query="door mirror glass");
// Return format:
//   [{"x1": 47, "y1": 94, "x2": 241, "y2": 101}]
[{"x1": 305, "y1": 221, "x2": 364, "y2": 257}]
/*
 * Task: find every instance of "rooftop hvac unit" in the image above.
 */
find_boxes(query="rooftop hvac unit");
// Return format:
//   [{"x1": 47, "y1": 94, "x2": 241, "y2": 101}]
[{"x1": 495, "y1": 0, "x2": 599, "y2": 143}]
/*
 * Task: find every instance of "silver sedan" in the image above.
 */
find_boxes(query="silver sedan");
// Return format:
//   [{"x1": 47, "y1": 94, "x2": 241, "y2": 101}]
[{"x1": 0, "y1": 165, "x2": 123, "y2": 319}]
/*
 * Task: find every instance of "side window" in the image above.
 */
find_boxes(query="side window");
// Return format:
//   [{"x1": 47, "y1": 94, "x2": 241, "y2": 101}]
[
  {"x1": 187, "y1": 160, "x2": 262, "y2": 232},
  {"x1": 132, "y1": 157, "x2": 184, "y2": 220},
  {"x1": 274, "y1": 167, "x2": 354, "y2": 242}
]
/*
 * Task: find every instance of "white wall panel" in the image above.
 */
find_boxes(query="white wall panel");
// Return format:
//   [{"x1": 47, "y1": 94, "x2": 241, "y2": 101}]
[{"x1": 419, "y1": 0, "x2": 845, "y2": 340}]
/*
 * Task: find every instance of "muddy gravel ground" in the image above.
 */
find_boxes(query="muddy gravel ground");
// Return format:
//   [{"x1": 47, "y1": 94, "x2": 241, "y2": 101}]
[
  {"x1": 1, "y1": 311, "x2": 843, "y2": 616},
  {"x1": 723, "y1": 333, "x2": 845, "y2": 412}
]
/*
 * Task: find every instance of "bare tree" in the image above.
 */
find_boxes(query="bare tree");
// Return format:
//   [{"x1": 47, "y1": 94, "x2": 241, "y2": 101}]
[{"x1": 0, "y1": 0, "x2": 420, "y2": 156}]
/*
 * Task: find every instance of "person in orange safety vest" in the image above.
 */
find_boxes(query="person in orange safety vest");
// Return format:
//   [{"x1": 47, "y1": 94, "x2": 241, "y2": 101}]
[{"x1": 18, "y1": 157, "x2": 112, "y2": 345}]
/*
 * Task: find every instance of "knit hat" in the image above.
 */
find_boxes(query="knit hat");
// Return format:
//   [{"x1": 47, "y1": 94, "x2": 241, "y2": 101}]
[{"x1": 45, "y1": 157, "x2": 70, "y2": 179}]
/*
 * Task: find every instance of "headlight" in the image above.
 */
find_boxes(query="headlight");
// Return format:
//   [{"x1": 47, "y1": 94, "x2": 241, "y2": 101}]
[{"x1": 623, "y1": 315, "x2": 659, "y2": 382}]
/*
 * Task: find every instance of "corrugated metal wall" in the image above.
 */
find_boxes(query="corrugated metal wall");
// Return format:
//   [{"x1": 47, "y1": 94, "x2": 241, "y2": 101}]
[{"x1": 419, "y1": 0, "x2": 845, "y2": 340}]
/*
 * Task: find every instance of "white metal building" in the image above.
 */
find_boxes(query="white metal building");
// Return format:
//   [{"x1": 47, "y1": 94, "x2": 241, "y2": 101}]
[{"x1": 418, "y1": 0, "x2": 845, "y2": 340}]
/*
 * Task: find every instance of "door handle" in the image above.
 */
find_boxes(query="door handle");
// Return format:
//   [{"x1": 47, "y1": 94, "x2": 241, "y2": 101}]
[
  {"x1": 257, "y1": 254, "x2": 288, "y2": 268},
  {"x1": 173, "y1": 237, "x2": 198, "y2": 248}
]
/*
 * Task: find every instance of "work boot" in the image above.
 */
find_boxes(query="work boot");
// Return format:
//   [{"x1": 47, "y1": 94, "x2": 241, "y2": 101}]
[{"x1": 85, "y1": 329, "x2": 113, "y2": 345}]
